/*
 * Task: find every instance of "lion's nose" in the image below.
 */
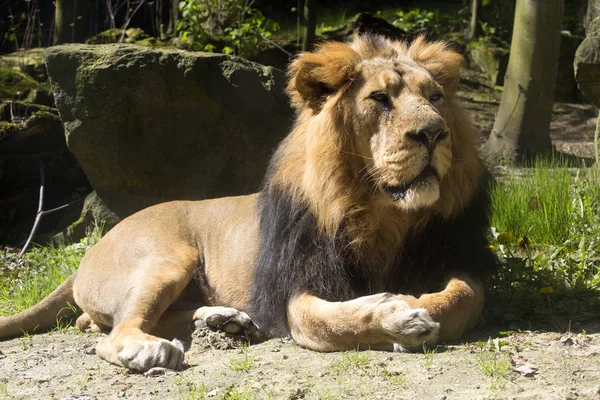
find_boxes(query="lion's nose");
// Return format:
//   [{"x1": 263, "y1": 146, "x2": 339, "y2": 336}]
[{"x1": 406, "y1": 122, "x2": 448, "y2": 150}]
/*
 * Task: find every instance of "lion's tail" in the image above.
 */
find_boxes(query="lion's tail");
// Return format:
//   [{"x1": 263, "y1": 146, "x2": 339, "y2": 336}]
[{"x1": 0, "y1": 274, "x2": 78, "y2": 339}]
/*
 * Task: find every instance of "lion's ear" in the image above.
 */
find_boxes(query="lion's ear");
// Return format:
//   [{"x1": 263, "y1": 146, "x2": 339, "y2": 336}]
[
  {"x1": 287, "y1": 42, "x2": 359, "y2": 111},
  {"x1": 409, "y1": 36, "x2": 463, "y2": 93}
]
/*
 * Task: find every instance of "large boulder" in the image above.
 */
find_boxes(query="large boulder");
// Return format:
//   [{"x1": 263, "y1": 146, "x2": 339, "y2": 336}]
[
  {"x1": 575, "y1": 2, "x2": 600, "y2": 107},
  {"x1": 44, "y1": 44, "x2": 293, "y2": 218}
]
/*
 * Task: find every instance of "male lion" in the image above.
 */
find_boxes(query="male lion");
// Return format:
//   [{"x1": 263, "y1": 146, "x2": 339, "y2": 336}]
[{"x1": 0, "y1": 35, "x2": 497, "y2": 371}]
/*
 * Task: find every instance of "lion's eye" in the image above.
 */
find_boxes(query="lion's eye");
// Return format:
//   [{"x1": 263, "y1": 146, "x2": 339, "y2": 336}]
[
  {"x1": 429, "y1": 93, "x2": 443, "y2": 102},
  {"x1": 369, "y1": 91, "x2": 390, "y2": 105}
]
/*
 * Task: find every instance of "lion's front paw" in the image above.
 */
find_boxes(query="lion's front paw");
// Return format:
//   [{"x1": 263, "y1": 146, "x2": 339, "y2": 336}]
[
  {"x1": 193, "y1": 306, "x2": 263, "y2": 339},
  {"x1": 117, "y1": 338, "x2": 185, "y2": 372},
  {"x1": 381, "y1": 304, "x2": 439, "y2": 350}
]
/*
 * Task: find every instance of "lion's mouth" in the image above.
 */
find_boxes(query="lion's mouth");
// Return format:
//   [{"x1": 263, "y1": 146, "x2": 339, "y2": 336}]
[{"x1": 383, "y1": 165, "x2": 438, "y2": 201}]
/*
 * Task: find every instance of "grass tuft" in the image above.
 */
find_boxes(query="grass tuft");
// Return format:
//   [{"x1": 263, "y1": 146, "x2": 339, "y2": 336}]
[
  {"x1": 0, "y1": 230, "x2": 102, "y2": 317},
  {"x1": 488, "y1": 159, "x2": 600, "y2": 323}
]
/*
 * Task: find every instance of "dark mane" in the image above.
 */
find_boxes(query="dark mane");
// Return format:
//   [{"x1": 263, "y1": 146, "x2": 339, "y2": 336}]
[
  {"x1": 249, "y1": 170, "x2": 497, "y2": 338},
  {"x1": 249, "y1": 182, "x2": 368, "y2": 337}
]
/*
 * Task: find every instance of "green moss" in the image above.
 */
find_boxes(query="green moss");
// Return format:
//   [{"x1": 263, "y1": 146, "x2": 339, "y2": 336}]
[
  {"x1": 85, "y1": 29, "x2": 121, "y2": 44},
  {"x1": 135, "y1": 37, "x2": 159, "y2": 47},
  {"x1": 0, "y1": 67, "x2": 39, "y2": 100},
  {"x1": 0, "y1": 121, "x2": 20, "y2": 136}
]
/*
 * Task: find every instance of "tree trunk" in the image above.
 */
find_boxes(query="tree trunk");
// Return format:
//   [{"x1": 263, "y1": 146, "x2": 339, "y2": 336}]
[
  {"x1": 483, "y1": 0, "x2": 564, "y2": 163},
  {"x1": 53, "y1": 0, "x2": 89, "y2": 45},
  {"x1": 169, "y1": 0, "x2": 180, "y2": 35},
  {"x1": 467, "y1": 0, "x2": 481, "y2": 41},
  {"x1": 302, "y1": 0, "x2": 317, "y2": 51}
]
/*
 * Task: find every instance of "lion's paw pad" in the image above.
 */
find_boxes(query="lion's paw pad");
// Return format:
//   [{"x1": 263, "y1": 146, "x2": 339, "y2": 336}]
[
  {"x1": 193, "y1": 307, "x2": 262, "y2": 338},
  {"x1": 118, "y1": 338, "x2": 184, "y2": 372}
]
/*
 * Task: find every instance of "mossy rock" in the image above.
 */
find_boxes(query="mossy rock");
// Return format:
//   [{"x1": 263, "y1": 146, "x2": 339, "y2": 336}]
[
  {"x1": 44, "y1": 44, "x2": 292, "y2": 218},
  {"x1": 574, "y1": 17, "x2": 600, "y2": 106},
  {"x1": 0, "y1": 67, "x2": 40, "y2": 100},
  {"x1": 467, "y1": 40, "x2": 509, "y2": 87}
]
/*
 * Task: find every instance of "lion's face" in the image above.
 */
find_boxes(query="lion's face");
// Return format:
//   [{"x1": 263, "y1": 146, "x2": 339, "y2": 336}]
[
  {"x1": 283, "y1": 35, "x2": 470, "y2": 233},
  {"x1": 345, "y1": 57, "x2": 452, "y2": 210}
]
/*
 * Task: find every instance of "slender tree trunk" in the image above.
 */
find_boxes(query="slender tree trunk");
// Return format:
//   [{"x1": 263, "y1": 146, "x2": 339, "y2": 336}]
[
  {"x1": 53, "y1": 0, "x2": 89, "y2": 45},
  {"x1": 467, "y1": 0, "x2": 481, "y2": 41},
  {"x1": 302, "y1": 0, "x2": 317, "y2": 51},
  {"x1": 169, "y1": 0, "x2": 180, "y2": 35},
  {"x1": 483, "y1": 0, "x2": 564, "y2": 163}
]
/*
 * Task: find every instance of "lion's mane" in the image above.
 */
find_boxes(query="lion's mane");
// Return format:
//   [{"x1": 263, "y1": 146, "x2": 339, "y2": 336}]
[{"x1": 250, "y1": 35, "x2": 497, "y2": 337}]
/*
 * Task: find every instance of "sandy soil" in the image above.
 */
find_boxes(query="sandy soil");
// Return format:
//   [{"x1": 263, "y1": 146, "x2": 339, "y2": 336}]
[{"x1": 1, "y1": 322, "x2": 599, "y2": 400}]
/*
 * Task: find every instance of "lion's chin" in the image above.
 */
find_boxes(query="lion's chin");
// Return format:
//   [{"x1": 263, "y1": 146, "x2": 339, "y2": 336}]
[{"x1": 383, "y1": 166, "x2": 441, "y2": 209}]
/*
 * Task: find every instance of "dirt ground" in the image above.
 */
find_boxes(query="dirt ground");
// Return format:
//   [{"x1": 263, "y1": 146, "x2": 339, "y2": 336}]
[
  {"x1": 1, "y1": 321, "x2": 599, "y2": 400},
  {"x1": 1, "y1": 90, "x2": 599, "y2": 400}
]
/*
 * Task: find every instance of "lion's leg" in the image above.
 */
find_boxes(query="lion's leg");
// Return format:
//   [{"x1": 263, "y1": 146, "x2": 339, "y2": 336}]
[
  {"x1": 95, "y1": 254, "x2": 197, "y2": 371},
  {"x1": 287, "y1": 293, "x2": 440, "y2": 352},
  {"x1": 398, "y1": 274, "x2": 484, "y2": 341}
]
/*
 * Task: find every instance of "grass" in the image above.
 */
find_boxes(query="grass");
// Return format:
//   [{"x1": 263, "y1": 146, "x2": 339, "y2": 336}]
[
  {"x1": 329, "y1": 348, "x2": 370, "y2": 373},
  {"x1": 422, "y1": 344, "x2": 437, "y2": 369},
  {"x1": 487, "y1": 159, "x2": 600, "y2": 324},
  {"x1": 379, "y1": 363, "x2": 406, "y2": 386},
  {"x1": 474, "y1": 340, "x2": 512, "y2": 389},
  {"x1": 174, "y1": 377, "x2": 208, "y2": 400},
  {"x1": 0, "y1": 230, "x2": 101, "y2": 317},
  {"x1": 228, "y1": 346, "x2": 254, "y2": 372}
]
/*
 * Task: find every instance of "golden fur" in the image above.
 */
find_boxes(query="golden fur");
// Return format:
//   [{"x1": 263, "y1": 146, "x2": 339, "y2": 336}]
[
  {"x1": 272, "y1": 35, "x2": 482, "y2": 257},
  {"x1": 0, "y1": 35, "x2": 491, "y2": 371}
]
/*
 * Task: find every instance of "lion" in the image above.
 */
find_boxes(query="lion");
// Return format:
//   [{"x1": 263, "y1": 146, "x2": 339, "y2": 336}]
[{"x1": 0, "y1": 34, "x2": 497, "y2": 371}]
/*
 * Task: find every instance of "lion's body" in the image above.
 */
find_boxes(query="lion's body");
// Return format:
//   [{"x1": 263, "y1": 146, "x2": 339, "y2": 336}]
[{"x1": 0, "y1": 35, "x2": 497, "y2": 371}]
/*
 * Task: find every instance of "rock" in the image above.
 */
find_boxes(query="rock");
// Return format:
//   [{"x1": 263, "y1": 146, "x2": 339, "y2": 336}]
[
  {"x1": 53, "y1": 191, "x2": 120, "y2": 244},
  {"x1": 556, "y1": 32, "x2": 584, "y2": 103},
  {"x1": 25, "y1": 87, "x2": 55, "y2": 107},
  {"x1": 574, "y1": 11, "x2": 600, "y2": 106},
  {"x1": 44, "y1": 44, "x2": 292, "y2": 218},
  {"x1": 467, "y1": 40, "x2": 509, "y2": 87}
]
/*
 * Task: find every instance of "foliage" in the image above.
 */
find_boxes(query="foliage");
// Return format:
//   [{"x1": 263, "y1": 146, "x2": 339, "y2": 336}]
[
  {"x1": 177, "y1": 0, "x2": 278, "y2": 58},
  {"x1": 392, "y1": 8, "x2": 468, "y2": 38},
  {"x1": 487, "y1": 159, "x2": 600, "y2": 324},
  {"x1": 0, "y1": 230, "x2": 102, "y2": 317}
]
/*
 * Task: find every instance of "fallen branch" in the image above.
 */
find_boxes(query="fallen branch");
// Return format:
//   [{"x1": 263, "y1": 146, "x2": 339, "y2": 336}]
[{"x1": 19, "y1": 164, "x2": 86, "y2": 258}]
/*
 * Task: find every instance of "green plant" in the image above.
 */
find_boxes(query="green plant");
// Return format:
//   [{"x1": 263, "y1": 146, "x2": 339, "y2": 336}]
[
  {"x1": 177, "y1": 0, "x2": 278, "y2": 58},
  {"x1": 379, "y1": 363, "x2": 406, "y2": 386},
  {"x1": 0, "y1": 228, "x2": 102, "y2": 318},
  {"x1": 487, "y1": 158, "x2": 600, "y2": 324},
  {"x1": 474, "y1": 340, "x2": 512, "y2": 388},
  {"x1": 329, "y1": 348, "x2": 370, "y2": 373},
  {"x1": 222, "y1": 386, "x2": 253, "y2": 400},
  {"x1": 392, "y1": 8, "x2": 466, "y2": 37},
  {"x1": 0, "y1": 382, "x2": 14, "y2": 400},
  {"x1": 228, "y1": 346, "x2": 254, "y2": 372},
  {"x1": 174, "y1": 377, "x2": 208, "y2": 400},
  {"x1": 78, "y1": 373, "x2": 91, "y2": 387},
  {"x1": 422, "y1": 344, "x2": 437, "y2": 369}
]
